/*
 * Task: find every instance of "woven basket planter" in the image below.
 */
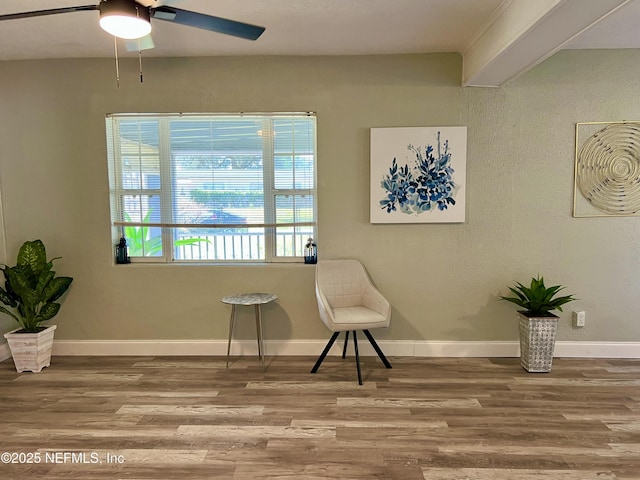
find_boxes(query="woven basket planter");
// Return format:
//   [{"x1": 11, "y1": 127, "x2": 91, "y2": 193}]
[
  {"x1": 518, "y1": 312, "x2": 558, "y2": 373},
  {"x1": 3, "y1": 325, "x2": 57, "y2": 373}
]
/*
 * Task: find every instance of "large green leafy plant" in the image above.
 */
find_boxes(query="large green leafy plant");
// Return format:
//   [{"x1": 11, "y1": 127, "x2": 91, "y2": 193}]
[
  {"x1": 0, "y1": 240, "x2": 73, "y2": 333},
  {"x1": 500, "y1": 276, "x2": 575, "y2": 316}
]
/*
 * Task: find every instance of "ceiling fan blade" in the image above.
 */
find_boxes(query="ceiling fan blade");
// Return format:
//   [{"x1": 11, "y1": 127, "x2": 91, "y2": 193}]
[
  {"x1": 0, "y1": 5, "x2": 98, "y2": 22},
  {"x1": 151, "y1": 6, "x2": 265, "y2": 41},
  {"x1": 125, "y1": 34, "x2": 155, "y2": 52}
]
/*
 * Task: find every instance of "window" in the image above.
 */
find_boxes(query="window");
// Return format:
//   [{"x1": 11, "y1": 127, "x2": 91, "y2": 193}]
[{"x1": 106, "y1": 113, "x2": 316, "y2": 263}]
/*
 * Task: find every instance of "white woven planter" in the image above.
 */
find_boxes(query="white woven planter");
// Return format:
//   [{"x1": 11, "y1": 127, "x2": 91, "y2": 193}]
[
  {"x1": 4, "y1": 325, "x2": 57, "y2": 373},
  {"x1": 518, "y1": 312, "x2": 558, "y2": 373}
]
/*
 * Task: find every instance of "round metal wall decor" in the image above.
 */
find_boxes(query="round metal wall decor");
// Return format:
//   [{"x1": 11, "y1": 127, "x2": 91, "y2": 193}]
[{"x1": 575, "y1": 122, "x2": 640, "y2": 216}]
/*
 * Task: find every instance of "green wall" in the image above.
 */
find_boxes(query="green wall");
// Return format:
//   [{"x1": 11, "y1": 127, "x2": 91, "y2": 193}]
[{"x1": 0, "y1": 51, "x2": 639, "y2": 345}]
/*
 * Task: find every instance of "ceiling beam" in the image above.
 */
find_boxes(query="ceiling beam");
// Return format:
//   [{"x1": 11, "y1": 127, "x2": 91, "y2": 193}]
[{"x1": 462, "y1": 0, "x2": 631, "y2": 87}]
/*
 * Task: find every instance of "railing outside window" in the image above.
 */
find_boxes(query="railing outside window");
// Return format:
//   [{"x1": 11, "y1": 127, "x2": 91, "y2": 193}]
[{"x1": 174, "y1": 230, "x2": 314, "y2": 261}]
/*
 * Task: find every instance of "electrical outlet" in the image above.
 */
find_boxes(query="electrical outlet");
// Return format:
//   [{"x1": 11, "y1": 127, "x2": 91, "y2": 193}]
[{"x1": 572, "y1": 311, "x2": 586, "y2": 328}]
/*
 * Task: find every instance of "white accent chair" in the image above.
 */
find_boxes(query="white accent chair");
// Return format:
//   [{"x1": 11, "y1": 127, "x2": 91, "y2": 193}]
[{"x1": 310, "y1": 259, "x2": 392, "y2": 384}]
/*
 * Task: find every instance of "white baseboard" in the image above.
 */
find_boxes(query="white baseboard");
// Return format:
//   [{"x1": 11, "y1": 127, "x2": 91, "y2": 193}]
[
  {"x1": 48, "y1": 339, "x2": 640, "y2": 358},
  {"x1": 554, "y1": 341, "x2": 640, "y2": 358},
  {"x1": 413, "y1": 341, "x2": 519, "y2": 357}
]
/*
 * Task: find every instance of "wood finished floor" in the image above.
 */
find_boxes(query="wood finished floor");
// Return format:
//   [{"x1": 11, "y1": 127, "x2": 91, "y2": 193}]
[{"x1": 0, "y1": 355, "x2": 639, "y2": 479}]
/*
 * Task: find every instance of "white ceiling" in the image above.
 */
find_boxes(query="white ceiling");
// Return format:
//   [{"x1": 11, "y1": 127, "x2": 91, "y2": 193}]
[{"x1": 1, "y1": 0, "x2": 639, "y2": 86}]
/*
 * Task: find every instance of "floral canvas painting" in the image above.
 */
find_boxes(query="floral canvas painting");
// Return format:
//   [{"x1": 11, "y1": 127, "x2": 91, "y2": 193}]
[{"x1": 370, "y1": 126, "x2": 467, "y2": 223}]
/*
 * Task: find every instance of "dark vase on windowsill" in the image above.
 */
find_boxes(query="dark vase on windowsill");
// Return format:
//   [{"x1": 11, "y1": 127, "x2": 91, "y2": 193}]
[
  {"x1": 304, "y1": 238, "x2": 317, "y2": 264},
  {"x1": 115, "y1": 236, "x2": 130, "y2": 264}
]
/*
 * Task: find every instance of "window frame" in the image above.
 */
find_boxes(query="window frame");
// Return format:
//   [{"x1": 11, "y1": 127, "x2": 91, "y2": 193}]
[{"x1": 106, "y1": 112, "x2": 317, "y2": 264}]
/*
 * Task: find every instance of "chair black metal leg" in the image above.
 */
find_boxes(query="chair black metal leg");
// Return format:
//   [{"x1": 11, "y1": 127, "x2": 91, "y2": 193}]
[
  {"x1": 353, "y1": 330, "x2": 362, "y2": 385},
  {"x1": 342, "y1": 331, "x2": 349, "y2": 359},
  {"x1": 311, "y1": 330, "x2": 388, "y2": 385},
  {"x1": 363, "y1": 329, "x2": 392, "y2": 369},
  {"x1": 310, "y1": 331, "x2": 340, "y2": 374}
]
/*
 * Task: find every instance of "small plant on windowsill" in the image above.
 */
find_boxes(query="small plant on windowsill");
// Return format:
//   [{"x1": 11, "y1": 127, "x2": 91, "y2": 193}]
[
  {"x1": 123, "y1": 210, "x2": 209, "y2": 257},
  {"x1": 500, "y1": 275, "x2": 576, "y2": 373},
  {"x1": 0, "y1": 240, "x2": 73, "y2": 372}
]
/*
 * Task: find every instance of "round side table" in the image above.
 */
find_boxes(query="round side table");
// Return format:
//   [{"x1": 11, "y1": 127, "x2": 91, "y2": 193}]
[{"x1": 221, "y1": 293, "x2": 278, "y2": 370}]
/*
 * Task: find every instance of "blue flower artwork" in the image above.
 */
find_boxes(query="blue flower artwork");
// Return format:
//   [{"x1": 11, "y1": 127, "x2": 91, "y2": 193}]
[{"x1": 370, "y1": 127, "x2": 466, "y2": 223}]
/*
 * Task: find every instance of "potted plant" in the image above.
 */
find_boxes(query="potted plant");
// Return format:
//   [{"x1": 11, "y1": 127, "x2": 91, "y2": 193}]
[
  {"x1": 500, "y1": 276, "x2": 575, "y2": 373},
  {"x1": 0, "y1": 240, "x2": 73, "y2": 372}
]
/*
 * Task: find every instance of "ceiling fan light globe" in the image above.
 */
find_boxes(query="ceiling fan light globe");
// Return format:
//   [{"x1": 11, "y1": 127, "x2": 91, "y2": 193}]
[
  {"x1": 100, "y1": 15, "x2": 151, "y2": 39},
  {"x1": 99, "y1": 0, "x2": 152, "y2": 40}
]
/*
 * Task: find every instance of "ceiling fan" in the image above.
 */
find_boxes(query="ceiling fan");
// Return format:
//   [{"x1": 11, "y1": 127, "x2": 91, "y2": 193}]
[{"x1": 0, "y1": 0, "x2": 265, "y2": 42}]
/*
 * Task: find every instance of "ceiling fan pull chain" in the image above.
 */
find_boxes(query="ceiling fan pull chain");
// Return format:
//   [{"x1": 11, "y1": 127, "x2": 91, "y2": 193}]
[
  {"x1": 138, "y1": 40, "x2": 143, "y2": 84},
  {"x1": 136, "y1": 5, "x2": 143, "y2": 83},
  {"x1": 113, "y1": 36, "x2": 120, "y2": 88}
]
